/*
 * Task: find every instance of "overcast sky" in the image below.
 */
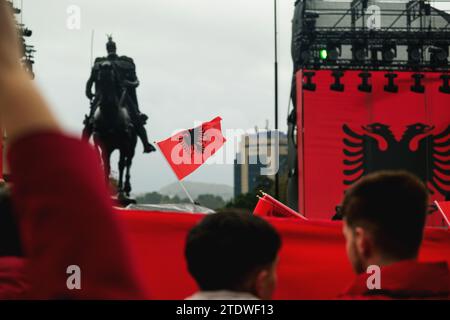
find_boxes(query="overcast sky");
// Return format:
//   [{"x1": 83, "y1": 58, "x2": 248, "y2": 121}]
[
  {"x1": 15, "y1": 0, "x2": 450, "y2": 195},
  {"x1": 14, "y1": 0, "x2": 296, "y2": 195}
]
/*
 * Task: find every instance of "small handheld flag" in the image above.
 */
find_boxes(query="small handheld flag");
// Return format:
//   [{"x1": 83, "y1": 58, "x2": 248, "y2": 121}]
[{"x1": 157, "y1": 117, "x2": 226, "y2": 181}]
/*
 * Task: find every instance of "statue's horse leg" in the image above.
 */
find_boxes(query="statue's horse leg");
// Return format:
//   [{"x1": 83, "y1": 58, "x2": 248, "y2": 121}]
[
  {"x1": 102, "y1": 146, "x2": 112, "y2": 180},
  {"x1": 118, "y1": 153, "x2": 126, "y2": 194},
  {"x1": 124, "y1": 156, "x2": 133, "y2": 196},
  {"x1": 93, "y1": 133, "x2": 110, "y2": 180},
  {"x1": 124, "y1": 134, "x2": 137, "y2": 196}
]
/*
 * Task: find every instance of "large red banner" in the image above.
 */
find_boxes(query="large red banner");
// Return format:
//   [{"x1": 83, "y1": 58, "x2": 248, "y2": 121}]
[
  {"x1": 118, "y1": 210, "x2": 450, "y2": 300},
  {"x1": 297, "y1": 71, "x2": 450, "y2": 226}
]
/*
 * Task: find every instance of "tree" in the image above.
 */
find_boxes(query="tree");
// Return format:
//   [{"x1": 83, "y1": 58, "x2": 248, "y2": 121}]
[
  {"x1": 226, "y1": 171, "x2": 289, "y2": 211},
  {"x1": 136, "y1": 192, "x2": 189, "y2": 205},
  {"x1": 195, "y1": 194, "x2": 225, "y2": 210}
]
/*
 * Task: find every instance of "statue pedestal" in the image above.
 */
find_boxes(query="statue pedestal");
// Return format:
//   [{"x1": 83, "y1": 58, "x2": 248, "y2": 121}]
[{"x1": 113, "y1": 193, "x2": 137, "y2": 208}]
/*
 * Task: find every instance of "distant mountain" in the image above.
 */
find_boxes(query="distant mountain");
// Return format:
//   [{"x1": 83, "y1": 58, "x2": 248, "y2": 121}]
[{"x1": 159, "y1": 181, "x2": 233, "y2": 201}]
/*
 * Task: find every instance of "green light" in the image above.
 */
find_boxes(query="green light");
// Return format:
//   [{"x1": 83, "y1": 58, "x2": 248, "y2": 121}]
[{"x1": 319, "y1": 49, "x2": 328, "y2": 60}]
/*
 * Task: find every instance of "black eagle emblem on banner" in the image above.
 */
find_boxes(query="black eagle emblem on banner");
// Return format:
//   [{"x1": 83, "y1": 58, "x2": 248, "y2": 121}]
[
  {"x1": 343, "y1": 123, "x2": 450, "y2": 196},
  {"x1": 178, "y1": 127, "x2": 207, "y2": 156}
]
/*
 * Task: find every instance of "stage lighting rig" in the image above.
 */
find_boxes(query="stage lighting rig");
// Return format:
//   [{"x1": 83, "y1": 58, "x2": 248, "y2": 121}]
[
  {"x1": 408, "y1": 44, "x2": 423, "y2": 65},
  {"x1": 9, "y1": 1, "x2": 36, "y2": 78},
  {"x1": 320, "y1": 44, "x2": 342, "y2": 62},
  {"x1": 382, "y1": 43, "x2": 397, "y2": 64},
  {"x1": 292, "y1": 0, "x2": 450, "y2": 73},
  {"x1": 7, "y1": 0, "x2": 21, "y2": 14},
  {"x1": 430, "y1": 44, "x2": 449, "y2": 66},
  {"x1": 300, "y1": 44, "x2": 313, "y2": 64},
  {"x1": 352, "y1": 41, "x2": 368, "y2": 62}
]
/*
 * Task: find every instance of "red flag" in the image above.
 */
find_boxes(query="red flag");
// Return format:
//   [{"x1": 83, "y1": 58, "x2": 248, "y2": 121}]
[
  {"x1": 254, "y1": 193, "x2": 307, "y2": 220},
  {"x1": 435, "y1": 201, "x2": 450, "y2": 228},
  {"x1": 157, "y1": 117, "x2": 226, "y2": 180}
]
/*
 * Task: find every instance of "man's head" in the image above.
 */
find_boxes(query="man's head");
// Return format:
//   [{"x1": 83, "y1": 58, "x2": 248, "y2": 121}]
[
  {"x1": 0, "y1": 182, "x2": 22, "y2": 257},
  {"x1": 341, "y1": 171, "x2": 428, "y2": 274},
  {"x1": 185, "y1": 210, "x2": 281, "y2": 299},
  {"x1": 106, "y1": 35, "x2": 117, "y2": 55}
]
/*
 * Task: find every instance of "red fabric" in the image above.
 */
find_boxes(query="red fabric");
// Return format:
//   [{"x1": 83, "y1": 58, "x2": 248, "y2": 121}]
[
  {"x1": 297, "y1": 71, "x2": 450, "y2": 227},
  {"x1": 254, "y1": 193, "x2": 307, "y2": 220},
  {"x1": 7, "y1": 132, "x2": 145, "y2": 299},
  {"x1": 4, "y1": 132, "x2": 449, "y2": 300},
  {"x1": 157, "y1": 117, "x2": 226, "y2": 180},
  {"x1": 436, "y1": 201, "x2": 450, "y2": 227},
  {"x1": 118, "y1": 210, "x2": 450, "y2": 300},
  {"x1": 0, "y1": 257, "x2": 28, "y2": 299},
  {"x1": 340, "y1": 261, "x2": 450, "y2": 300}
]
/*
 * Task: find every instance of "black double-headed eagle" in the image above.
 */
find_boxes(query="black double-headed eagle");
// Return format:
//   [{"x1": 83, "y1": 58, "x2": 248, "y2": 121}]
[{"x1": 343, "y1": 123, "x2": 450, "y2": 197}]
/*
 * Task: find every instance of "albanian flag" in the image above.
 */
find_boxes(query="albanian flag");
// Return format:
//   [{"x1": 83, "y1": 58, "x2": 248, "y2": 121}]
[
  {"x1": 157, "y1": 117, "x2": 226, "y2": 180},
  {"x1": 436, "y1": 201, "x2": 450, "y2": 228},
  {"x1": 254, "y1": 192, "x2": 307, "y2": 221}
]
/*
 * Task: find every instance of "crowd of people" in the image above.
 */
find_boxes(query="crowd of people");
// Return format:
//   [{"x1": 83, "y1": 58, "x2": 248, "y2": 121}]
[{"x1": 0, "y1": 2, "x2": 449, "y2": 300}]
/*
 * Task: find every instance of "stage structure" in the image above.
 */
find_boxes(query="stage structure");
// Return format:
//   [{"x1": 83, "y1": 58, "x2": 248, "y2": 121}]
[
  {"x1": 288, "y1": 0, "x2": 450, "y2": 226},
  {"x1": 1, "y1": 1, "x2": 35, "y2": 180}
]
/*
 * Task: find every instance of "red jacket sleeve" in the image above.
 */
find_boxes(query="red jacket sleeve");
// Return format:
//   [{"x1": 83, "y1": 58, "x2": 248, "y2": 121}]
[{"x1": 8, "y1": 132, "x2": 145, "y2": 299}]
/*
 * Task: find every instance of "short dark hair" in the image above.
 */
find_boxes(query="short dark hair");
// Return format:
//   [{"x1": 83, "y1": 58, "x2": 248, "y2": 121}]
[
  {"x1": 341, "y1": 171, "x2": 428, "y2": 260},
  {"x1": 185, "y1": 210, "x2": 281, "y2": 291},
  {"x1": 0, "y1": 184, "x2": 23, "y2": 257}
]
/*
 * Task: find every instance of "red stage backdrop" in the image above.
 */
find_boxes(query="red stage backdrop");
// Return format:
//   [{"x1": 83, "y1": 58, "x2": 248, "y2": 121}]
[
  {"x1": 297, "y1": 71, "x2": 450, "y2": 226},
  {"x1": 118, "y1": 210, "x2": 450, "y2": 300}
]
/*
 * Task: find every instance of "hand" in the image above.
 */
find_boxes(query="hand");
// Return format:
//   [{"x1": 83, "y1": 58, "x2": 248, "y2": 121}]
[{"x1": 0, "y1": 1, "x2": 23, "y2": 75}]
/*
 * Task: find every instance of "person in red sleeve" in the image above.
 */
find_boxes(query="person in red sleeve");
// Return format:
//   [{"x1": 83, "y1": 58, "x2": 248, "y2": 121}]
[
  {"x1": 339, "y1": 171, "x2": 450, "y2": 299},
  {"x1": 0, "y1": 1, "x2": 145, "y2": 299},
  {"x1": 0, "y1": 183, "x2": 28, "y2": 299}
]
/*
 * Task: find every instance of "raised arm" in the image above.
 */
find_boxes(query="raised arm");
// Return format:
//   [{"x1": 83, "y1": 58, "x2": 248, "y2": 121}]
[{"x1": 0, "y1": 2, "x2": 145, "y2": 299}]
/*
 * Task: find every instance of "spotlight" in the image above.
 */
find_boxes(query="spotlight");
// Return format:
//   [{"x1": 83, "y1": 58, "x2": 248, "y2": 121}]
[
  {"x1": 303, "y1": 71, "x2": 316, "y2": 91},
  {"x1": 330, "y1": 70, "x2": 345, "y2": 92},
  {"x1": 21, "y1": 28, "x2": 33, "y2": 38},
  {"x1": 352, "y1": 41, "x2": 368, "y2": 62},
  {"x1": 295, "y1": 40, "x2": 312, "y2": 65},
  {"x1": 439, "y1": 74, "x2": 450, "y2": 94},
  {"x1": 384, "y1": 73, "x2": 398, "y2": 93},
  {"x1": 382, "y1": 43, "x2": 397, "y2": 63},
  {"x1": 408, "y1": 45, "x2": 422, "y2": 64},
  {"x1": 300, "y1": 49, "x2": 312, "y2": 63},
  {"x1": 358, "y1": 72, "x2": 372, "y2": 93},
  {"x1": 430, "y1": 44, "x2": 449, "y2": 66},
  {"x1": 299, "y1": 41, "x2": 312, "y2": 64},
  {"x1": 411, "y1": 74, "x2": 425, "y2": 93},
  {"x1": 321, "y1": 44, "x2": 341, "y2": 62}
]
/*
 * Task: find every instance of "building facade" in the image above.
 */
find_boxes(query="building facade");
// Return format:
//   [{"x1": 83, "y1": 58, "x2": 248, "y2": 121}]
[{"x1": 234, "y1": 131, "x2": 288, "y2": 198}]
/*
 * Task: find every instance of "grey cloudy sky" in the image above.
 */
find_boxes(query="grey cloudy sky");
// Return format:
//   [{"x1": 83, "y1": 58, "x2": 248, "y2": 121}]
[
  {"x1": 17, "y1": 0, "x2": 296, "y2": 194},
  {"x1": 16, "y1": 0, "x2": 450, "y2": 194}
]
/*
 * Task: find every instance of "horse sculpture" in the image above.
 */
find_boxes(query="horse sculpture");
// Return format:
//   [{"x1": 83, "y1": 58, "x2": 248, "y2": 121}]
[{"x1": 87, "y1": 61, "x2": 137, "y2": 199}]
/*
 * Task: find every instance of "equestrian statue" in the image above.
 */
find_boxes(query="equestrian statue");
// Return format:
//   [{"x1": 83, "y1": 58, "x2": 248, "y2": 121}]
[{"x1": 82, "y1": 36, "x2": 156, "y2": 199}]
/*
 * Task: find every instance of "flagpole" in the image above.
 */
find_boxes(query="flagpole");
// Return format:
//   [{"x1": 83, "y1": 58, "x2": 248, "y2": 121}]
[
  {"x1": 435, "y1": 201, "x2": 450, "y2": 228},
  {"x1": 155, "y1": 143, "x2": 196, "y2": 205},
  {"x1": 274, "y1": 0, "x2": 280, "y2": 200},
  {"x1": 177, "y1": 179, "x2": 196, "y2": 205}
]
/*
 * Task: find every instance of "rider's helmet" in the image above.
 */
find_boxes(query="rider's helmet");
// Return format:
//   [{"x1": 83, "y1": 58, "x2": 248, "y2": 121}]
[{"x1": 106, "y1": 35, "x2": 117, "y2": 55}]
